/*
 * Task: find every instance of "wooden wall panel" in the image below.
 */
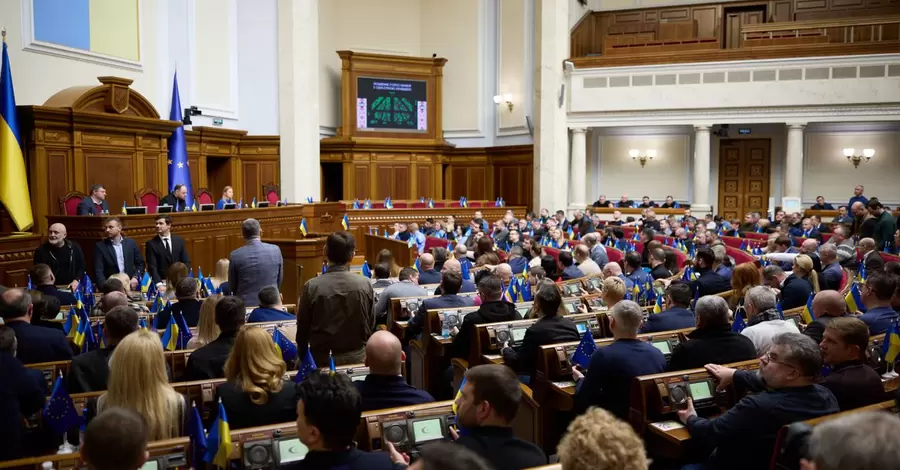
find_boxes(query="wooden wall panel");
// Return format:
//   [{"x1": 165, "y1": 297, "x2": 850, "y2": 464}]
[
  {"x1": 242, "y1": 162, "x2": 259, "y2": 203},
  {"x1": 47, "y1": 151, "x2": 68, "y2": 216},
  {"x1": 376, "y1": 165, "x2": 393, "y2": 200},
  {"x1": 660, "y1": 8, "x2": 690, "y2": 21},
  {"x1": 86, "y1": 152, "x2": 134, "y2": 211},
  {"x1": 393, "y1": 166, "x2": 410, "y2": 199},
  {"x1": 354, "y1": 165, "x2": 369, "y2": 198},
  {"x1": 773, "y1": 1, "x2": 793, "y2": 21},
  {"x1": 832, "y1": 0, "x2": 864, "y2": 7},
  {"x1": 692, "y1": 6, "x2": 719, "y2": 37},
  {"x1": 187, "y1": 157, "x2": 200, "y2": 195},
  {"x1": 468, "y1": 168, "x2": 487, "y2": 201},
  {"x1": 417, "y1": 166, "x2": 432, "y2": 199},
  {"x1": 259, "y1": 162, "x2": 277, "y2": 192},
  {"x1": 143, "y1": 157, "x2": 158, "y2": 194},
  {"x1": 449, "y1": 167, "x2": 468, "y2": 200}
]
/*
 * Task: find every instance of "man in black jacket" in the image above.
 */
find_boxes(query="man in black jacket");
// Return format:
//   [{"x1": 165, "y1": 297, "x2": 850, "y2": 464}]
[
  {"x1": 451, "y1": 365, "x2": 547, "y2": 470},
  {"x1": 648, "y1": 247, "x2": 671, "y2": 280},
  {"x1": 667, "y1": 295, "x2": 757, "y2": 371},
  {"x1": 68, "y1": 306, "x2": 139, "y2": 393},
  {"x1": 181, "y1": 296, "x2": 245, "y2": 381},
  {"x1": 155, "y1": 277, "x2": 202, "y2": 329},
  {"x1": 448, "y1": 275, "x2": 521, "y2": 360},
  {"x1": 818, "y1": 317, "x2": 885, "y2": 410},
  {"x1": 690, "y1": 248, "x2": 731, "y2": 298},
  {"x1": 145, "y1": 214, "x2": 191, "y2": 285},
  {"x1": 0, "y1": 327, "x2": 48, "y2": 462},
  {"x1": 160, "y1": 184, "x2": 189, "y2": 212},
  {"x1": 33, "y1": 223, "x2": 85, "y2": 289},
  {"x1": 29, "y1": 263, "x2": 77, "y2": 306},
  {"x1": 354, "y1": 331, "x2": 434, "y2": 411},
  {"x1": 93, "y1": 217, "x2": 145, "y2": 288},
  {"x1": 640, "y1": 281, "x2": 697, "y2": 334},
  {"x1": 678, "y1": 333, "x2": 838, "y2": 470},
  {"x1": 803, "y1": 290, "x2": 850, "y2": 344},
  {"x1": 0, "y1": 289, "x2": 72, "y2": 365}
]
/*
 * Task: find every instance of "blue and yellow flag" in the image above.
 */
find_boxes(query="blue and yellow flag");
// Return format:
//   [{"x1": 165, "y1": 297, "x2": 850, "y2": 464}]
[
  {"x1": 329, "y1": 350, "x2": 336, "y2": 374},
  {"x1": 299, "y1": 218, "x2": 309, "y2": 237},
  {"x1": 452, "y1": 376, "x2": 467, "y2": 415},
  {"x1": 73, "y1": 311, "x2": 88, "y2": 349},
  {"x1": 294, "y1": 345, "x2": 318, "y2": 383},
  {"x1": 160, "y1": 314, "x2": 180, "y2": 351},
  {"x1": 361, "y1": 261, "x2": 372, "y2": 279},
  {"x1": 801, "y1": 292, "x2": 816, "y2": 324},
  {"x1": 0, "y1": 35, "x2": 32, "y2": 231},
  {"x1": 63, "y1": 307, "x2": 79, "y2": 338},
  {"x1": 167, "y1": 72, "x2": 194, "y2": 208},
  {"x1": 882, "y1": 321, "x2": 900, "y2": 364},
  {"x1": 204, "y1": 400, "x2": 232, "y2": 468},
  {"x1": 273, "y1": 329, "x2": 298, "y2": 364},
  {"x1": 341, "y1": 214, "x2": 350, "y2": 230},
  {"x1": 140, "y1": 271, "x2": 152, "y2": 293},
  {"x1": 845, "y1": 283, "x2": 866, "y2": 313},
  {"x1": 653, "y1": 294, "x2": 664, "y2": 314}
]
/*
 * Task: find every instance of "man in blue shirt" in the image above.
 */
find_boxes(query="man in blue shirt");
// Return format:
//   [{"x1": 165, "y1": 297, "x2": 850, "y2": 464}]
[
  {"x1": 354, "y1": 331, "x2": 433, "y2": 411},
  {"x1": 848, "y1": 184, "x2": 868, "y2": 210},
  {"x1": 640, "y1": 281, "x2": 695, "y2": 334},
  {"x1": 857, "y1": 273, "x2": 898, "y2": 334},
  {"x1": 247, "y1": 285, "x2": 295, "y2": 323},
  {"x1": 573, "y1": 300, "x2": 666, "y2": 419},
  {"x1": 408, "y1": 223, "x2": 426, "y2": 254}
]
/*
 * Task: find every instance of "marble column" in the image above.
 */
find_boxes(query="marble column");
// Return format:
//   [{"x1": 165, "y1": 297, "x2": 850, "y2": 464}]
[
  {"x1": 277, "y1": 0, "x2": 320, "y2": 202},
  {"x1": 692, "y1": 125, "x2": 712, "y2": 214},
  {"x1": 533, "y1": 0, "x2": 569, "y2": 213},
  {"x1": 785, "y1": 123, "x2": 806, "y2": 201},
  {"x1": 568, "y1": 127, "x2": 587, "y2": 214}
]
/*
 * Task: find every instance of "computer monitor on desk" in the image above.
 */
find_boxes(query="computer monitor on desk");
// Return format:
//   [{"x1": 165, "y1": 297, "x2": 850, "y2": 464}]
[
  {"x1": 222, "y1": 203, "x2": 237, "y2": 210},
  {"x1": 257, "y1": 202, "x2": 270, "y2": 208},
  {"x1": 157, "y1": 205, "x2": 173, "y2": 213},
  {"x1": 125, "y1": 206, "x2": 147, "y2": 215}
]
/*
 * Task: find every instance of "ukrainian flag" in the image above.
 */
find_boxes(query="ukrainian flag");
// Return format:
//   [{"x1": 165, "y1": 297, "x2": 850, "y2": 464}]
[
  {"x1": 140, "y1": 271, "x2": 152, "y2": 293},
  {"x1": 653, "y1": 294, "x2": 664, "y2": 314},
  {"x1": 341, "y1": 214, "x2": 350, "y2": 230},
  {"x1": 881, "y1": 321, "x2": 900, "y2": 364},
  {"x1": 73, "y1": 314, "x2": 88, "y2": 349},
  {"x1": 801, "y1": 292, "x2": 816, "y2": 324},
  {"x1": 452, "y1": 376, "x2": 467, "y2": 414},
  {"x1": 160, "y1": 314, "x2": 180, "y2": 351},
  {"x1": 0, "y1": 35, "x2": 34, "y2": 231},
  {"x1": 63, "y1": 307, "x2": 79, "y2": 338},
  {"x1": 845, "y1": 283, "x2": 866, "y2": 313},
  {"x1": 204, "y1": 400, "x2": 232, "y2": 468},
  {"x1": 299, "y1": 218, "x2": 308, "y2": 237}
]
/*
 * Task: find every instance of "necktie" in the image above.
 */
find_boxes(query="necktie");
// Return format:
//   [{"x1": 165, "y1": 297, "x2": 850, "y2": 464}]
[{"x1": 164, "y1": 237, "x2": 171, "y2": 253}]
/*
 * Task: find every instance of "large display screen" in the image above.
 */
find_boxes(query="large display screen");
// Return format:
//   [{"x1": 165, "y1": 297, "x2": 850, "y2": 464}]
[
  {"x1": 412, "y1": 418, "x2": 444, "y2": 443},
  {"x1": 356, "y1": 77, "x2": 427, "y2": 132},
  {"x1": 689, "y1": 382, "x2": 713, "y2": 401}
]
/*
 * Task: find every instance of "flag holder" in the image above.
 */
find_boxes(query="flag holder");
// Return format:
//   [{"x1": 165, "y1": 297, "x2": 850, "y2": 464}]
[
  {"x1": 57, "y1": 434, "x2": 77, "y2": 454},
  {"x1": 883, "y1": 360, "x2": 898, "y2": 379}
]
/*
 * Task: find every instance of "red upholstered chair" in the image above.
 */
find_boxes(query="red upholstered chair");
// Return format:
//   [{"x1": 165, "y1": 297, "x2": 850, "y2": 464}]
[
  {"x1": 820, "y1": 232, "x2": 834, "y2": 243},
  {"x1": 468, "y1": 201, "x2": 483, "y2": 208},
  {"x1": 433, "y1": 201, "x2": 447, "y2": 208},
  {"x1": 134, "y1": 188, "x2": 163, "y2": 214},
  {"x1": 412, "y1": 202, "x2": 427, "y2": 208},
  {"x1": 58, "y1": 191, "x2": 86, "y2": 215},
  {"x1": 262, "y1": 183, "x2": 280, "y2": 206},
  {"x1": 720, "y1": 236, "x2": 745, "y2": 250},
  {"x1": 744, "y1": 232, "x2": 769, "y2": 242},
  {"x1": 392, "y1": 202, "x2": 408, "y2": 208},
  {"x1": 372, "y1": 202, "x2": 385, "y2": 209},
  {"x1": 884, "y1": 252, "x2": 900, "y2": 264},
  {"x1": 839, "y1": 269, "x2": 849, "y2": 291},
  {"x1": 664, "y1": 246, "x2": 688, "y2": 269},
  {"x1": 449, "y1": 202, "x2": 462, "y2": 208},
  {"x1": 726, "y1": 246, "x2": 756, "y2": 266},
  {"x1": 606, "y1": 247, "x2": 624, "y2": 264},
  {"x1": 424, "y1": 236, "x2": 447, "y2": 252},
  {"x1": 196, "y1": 188, "x2": 214, "y2": 205}
]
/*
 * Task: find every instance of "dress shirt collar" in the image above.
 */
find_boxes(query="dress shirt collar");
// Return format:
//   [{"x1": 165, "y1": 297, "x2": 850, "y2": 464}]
[{"x1": 109, "y1": 235, "x2": 124, "y2": 245}]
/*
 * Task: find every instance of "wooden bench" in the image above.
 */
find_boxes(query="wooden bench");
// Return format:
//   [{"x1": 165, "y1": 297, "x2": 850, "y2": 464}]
[{"x1": 0, "y1": 437, "x2": 190, "y2": 470}]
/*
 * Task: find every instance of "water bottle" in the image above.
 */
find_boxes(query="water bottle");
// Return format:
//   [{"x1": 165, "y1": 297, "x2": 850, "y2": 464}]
[
  {"x1": 42, "y1": 462, "x2": 54, "y2": 470},
  {"x1": 441, "y1": 314, "x2": 450, "y2": 337}
]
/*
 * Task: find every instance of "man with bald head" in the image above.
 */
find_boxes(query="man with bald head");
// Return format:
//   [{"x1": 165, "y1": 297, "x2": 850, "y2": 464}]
[
  {"x1": 852, "y1": 201, "x2": 876, "y2": 238},
  {"x1": 0, "y1": 288, "x2": 72, "y2": 364},
  {"x1": 100, "y1": 291, "x2": 129, "y2": 314},
  {"x1": 417, "y1": 253, "x2": 441, "y2": 285},
  {"x1": 433, "y1": 258, "x2": 476, "y2": 295},
  {"x1": 859, "y1": 237, "x2": 886, "y2": 274},
  {"x1": 574, "y1": 244, "x2": 601, "y2": 276},
  {"x1": 818, "y1": 244, "x2": 843, "y2": 291},
  {"x1": 33, "y1": 222, "x2": 85, "y2": 289},
  {"x1": 803, "y1": 290, "x2": 851, "y2": 344},
  {"x1": 602, "y1": 262, "x2": 634, "y2": 291},
  {"x1": 355, "y1": 330, "x2": 434, "y2": 411}
]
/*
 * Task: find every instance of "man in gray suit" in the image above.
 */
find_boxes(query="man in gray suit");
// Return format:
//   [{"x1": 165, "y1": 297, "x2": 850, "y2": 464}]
[
  {"x1": 374, "y1": 266, "x2": 428, "y2": 324},
  {"x1": 228, "y1": 219, "x2": 283, "y2": 306}
]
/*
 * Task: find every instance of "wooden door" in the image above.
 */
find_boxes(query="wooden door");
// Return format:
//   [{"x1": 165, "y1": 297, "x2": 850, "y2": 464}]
[{"x1": 718, "y1": 139, "x2": 770, "y2": 222}]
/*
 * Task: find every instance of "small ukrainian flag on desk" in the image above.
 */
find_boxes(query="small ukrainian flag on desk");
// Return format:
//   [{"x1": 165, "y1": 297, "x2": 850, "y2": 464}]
[
  {"x1": 341, "y1": 214, "x2": 350, "y2": 230},
  {"x1": 299, "y1": 218, "x2": 309, "y2": 237},
  {"x1": 204, "y1": 400, "x2": 231, "y2": 468}
]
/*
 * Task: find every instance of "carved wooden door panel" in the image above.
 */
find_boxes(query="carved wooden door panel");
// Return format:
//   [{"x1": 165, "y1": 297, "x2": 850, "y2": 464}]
[{"x1": 718, "y1": 139, "x2": 770, "y2": 221}]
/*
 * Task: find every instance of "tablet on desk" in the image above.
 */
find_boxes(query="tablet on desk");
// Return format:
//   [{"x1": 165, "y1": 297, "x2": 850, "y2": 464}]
[
  {"x1": 256, "y1": 201, "x2": 270, "y2": 208},
  {"x1": 125, "y1": 206, "x2": 147, "y2": 215},
  {"x1": 157, "y1": 205, "x2": 173, "y2": 213},
  {"x1": 200, "y1": 203, "x2": 215, "y2": 211},
  {"x1": 222, "y1": 203, "x2": 237, "y2": 210}
]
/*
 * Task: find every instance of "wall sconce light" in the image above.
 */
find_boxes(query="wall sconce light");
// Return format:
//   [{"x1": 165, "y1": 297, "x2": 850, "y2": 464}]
[
  {"x1": 843, "y1": 148, "x2": 874, "y2": 168},
  {"x1": 493, "y1": 93, "x2": 513, "y2": 112},
  {"x1": 630, "y1": 149, "x2": 656, "y2": 167}
]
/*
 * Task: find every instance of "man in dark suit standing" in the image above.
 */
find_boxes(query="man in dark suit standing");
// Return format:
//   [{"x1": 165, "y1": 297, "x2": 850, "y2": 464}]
[
  {"x1": 33, "y1": 223, "x2": 85, "y2": 290},
  {"x1": 94, "y1": 217, "x2": 145, "y2": 289},
  {"x1": 0, "y1": 327, "x2": 48, "y2": 462},
  {"x1": 0, "y1": 289, "x2": 72, "y2": 364},
  {"x1": 67, "y1": 305, "x2": 139, "y2": 393},
  {"x1": 145, "y1": 214, "x2": 190, "y2": 285},
  {"x1": 160, "y1": 184, "x2": 189, "y2": 212},
  {"x1": 76, "y1": 184, "x2": 109, "y2": 215},
  {"x1": 229, "y1": 218, "x2": 283, "y2": 306}
]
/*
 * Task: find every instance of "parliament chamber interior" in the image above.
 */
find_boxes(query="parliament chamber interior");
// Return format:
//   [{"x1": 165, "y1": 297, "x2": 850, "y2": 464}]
[{"x1": 1, "y1": 0, "x2": 900, "y2": 469}]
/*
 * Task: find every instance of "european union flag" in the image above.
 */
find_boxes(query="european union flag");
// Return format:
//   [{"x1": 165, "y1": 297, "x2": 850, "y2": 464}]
[
  {"x1": 731, "y1": 310, "x2": 746, "y2": 333},
  {"x1": 43, "y1": 374, "x2": 80, "y2": 435},
  {"x1": 295, "y1": 346, "x2": 318, "y2": 383},
  {"x1": 329, "y1": 350, "x2": 336, "y2": 374},
  {"x1": 776, "y1": 301, "x2": 785, "y2": 320},
  {"x1": 273, "y1": 329, "x2": 298, "y2": 364},
  {"x1": 352, "y1": 199, "x2": 360, "y2": 209},
  {"x1": 519, "y1": 277, "x2": 533, "y2": 302},
  {"x1": 571, "y1": 328, "x2": 597, "y2": 369},
  {"x1": 189, "y1": 404, "x2": 207, "y2": 468},
  {"x1": 176, "y1": 312, "x2": 193, "y2": 348},
  {"x1": 361, "y1": 261, "x2": 372, "y2": 278},
  {"x1": 166, "y1": 72, "x2": 193, "y2": 208},
  {"x1": 461, "y1": 259, "x2": 471, "y2": 281}
]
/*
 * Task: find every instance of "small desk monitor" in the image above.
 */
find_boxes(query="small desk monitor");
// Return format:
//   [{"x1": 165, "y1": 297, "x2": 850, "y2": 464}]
[
  {"x1": 157, "y1": 205, "x2": 173, "y2": 213},
  {"x1": 223, "y1": 202, "x2": 237, "y2": 210},
  {"x1": 200, "y1": 203, "x2": 215, "y2": 211},
  {"x1": 125, "y1": 206, "x2": 147, "y2": 215},
  {"x1": 256, "y1": 201, "x2": 270, "y2": 208}
]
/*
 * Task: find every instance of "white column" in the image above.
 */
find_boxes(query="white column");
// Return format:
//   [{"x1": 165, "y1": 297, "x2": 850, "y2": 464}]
[
  {"x1": 533, "y1": 0, "x2": 569, "y2": 213},
  {"x1": 784, "y1": 123, "x2": 806, "y2": 200},
  {"x1": 277, "y1": 0, "x2": 320, "y2": 202},
  {"x1": 692, "y1": 125, "x2": 712, "y2": 214},
  {"x1": 568, "y1": 127, "x2": 587, "y2": 214}
]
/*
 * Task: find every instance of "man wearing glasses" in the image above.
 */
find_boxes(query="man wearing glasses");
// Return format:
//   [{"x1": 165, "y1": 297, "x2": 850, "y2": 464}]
[{"x1": 676, "y1": 333, "x2": 838, "y2": 470}]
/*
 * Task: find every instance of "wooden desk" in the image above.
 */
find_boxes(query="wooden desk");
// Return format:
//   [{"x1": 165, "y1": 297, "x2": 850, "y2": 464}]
[
  {"x1": 46, "y1": 203, "x2": 341, "y2": 283},
  {"x1": 363, "y1": 233, "x2": 418, "y2": 269},
  {"x1": 0, "y1": 234, "x2": 42, "y2": 287},
  {"x1": 270, "y1": 237, "x2": 328, "y2": 303}
]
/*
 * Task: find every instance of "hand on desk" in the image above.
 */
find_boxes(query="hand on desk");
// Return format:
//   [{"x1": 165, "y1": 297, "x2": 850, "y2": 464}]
[
  {"x1": 677, "y1": 398, "x2": 697, "y2": 424},
  {"x1": 130, "y1": 277, "x2": 139, "y2": 291},
  {"x1": 385, "y1": 442, "x2": 409, "y2": 465},
  {"x1": 705, "y1": 364, "x2": 737, "y2": 391},
  {"x1": 68, "y1": 280, "x2": 80, "y2": 291},
  {"x1": 572, "y1": 368, "x2": 584, "y2": 382},
  {"x1": 448, "y1": 426, "x2": 460, "y2": 441}
]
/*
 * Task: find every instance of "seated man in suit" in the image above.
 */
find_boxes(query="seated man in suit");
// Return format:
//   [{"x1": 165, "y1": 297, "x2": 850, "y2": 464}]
[
  {"x1": 181, "y1": 295, "x2": 245, "y2": 381},
  {"x1": 416, "y1": 253, "x2": 442, "y2": 285},
  {"x1": 648, "y1": 247, "x2": 671, "y2": 280},
  {"x1": 573, "y1": 244, "x2": 601, "y2": 276},
  {"x1": 407, "y1": 270, "x2": 475, "y2": 340},
  {"x1": 0, "y1": 288, "x2": 72, "y2": 364},
  {"x1": 247, "y1": 285, "x2": 295, "y2": 323},
  {"x1": 448, "y1": 274, "x2": 521, "y2": 360},
  {"x1": 638, "y1": 196, "x2": 655, "y2": 208},
  {"x1": 857, "y1": 273, "x2": 898, "y2": 335},
  {"x1": 818, "y1": 317, "x2": 885, "y2": 411},
  {"x1": 229, "y1": 218, "x2": 283, "y2": 306},
  {"x1": 624, "y1": 252, "x2": 653, "y2": 290},
  {"x1": 640, "y1": 281, "x2": 695, "y2": 334},
  {"x1": 677, "y1": 334, "x2": 838, "y2": 470},
  {"x1": 803, "y1": 290, "x2": 851, "y2": 344},
  {"x1": 33, "y1": 223, "x2": 85, "y2": 290},
  {"x1": 374, "y1": 267, "x2": 427, "y2": 324},
  {"x1": 602, "y1": 262, "x2": 634, "y2": 292},
  {"x1": 616, "y1": 195, "x2": 634, "y2": 208},
  {"x1": 80, "y1": 408, "x2": 150, "y2": 470},
  {"x1": 68, "y1": 305, "x2": 139, "y2": 394},
  {"x1": 160, "y1": 183, "x2": 189, "y2": 212},
  {"x1": 690, "y1": 248, "x2": 731, "y2": 298},
  {"x1": 371, "y1": 263, "x2": 393, "y2": 289},
  {"x1": 29, "y1": 263, "x2": 77, "y2": 306},
  {"x1": 859, "y1": 237, "x2": 886, "y2": 274},
  {"x1": 573, "y1": 300, "x2": 667, "y2": 419},
  {"x1": 94, "y1": 217, "x2": 144, "y2": 288},
  {"x1": 801, "y1": 217, "x2": 823, "y2": 242},
  {"x1": 506, "y1": 246, "x2": 529, "y2": 275},
  {"x1": 145, "y1": 214, "x2": 191, "y2": 285},
  {"x1": 592, "y1": 194, "x2": 613, "y2": 208},
  {"x1": 354, "y1": 331, "x2": 433, "y2": 411},
  {"x1": 156, "y1": 277, "x2": 202, "y2": 328},
  {"x1": 0, "y1": 326, "x2": 48, "y2": 462},
  {"x1": 810, "y1": 196, "x2": 835, "y2": 211},
  {"x1": 668, "y1": 296, "x2": 757, "y2": 371},
  {"x1": 818, "y1": 244, "x2": 843, "y2": 291},
  {"x1": 76, "y1": 183, "x2": 109, "y2": 215},
  {"x1": 434, "y1": 258, "x2": 477, "y2": 295},
  {"x1": 558, "y1": 250, "x2": 585, "y2": 281}
]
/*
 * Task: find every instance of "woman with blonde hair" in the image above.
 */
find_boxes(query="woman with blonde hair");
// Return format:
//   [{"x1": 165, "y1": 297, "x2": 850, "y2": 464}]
[
  {"x1": 730, "y1": 263, "x2": 762, "y2": 310},
  {"x1": 209, "y1": 258, "x2": 230, "y2": 294},
  {"x1": 216, "y1": 186, "x2": 236, "y2": 210},
  {"x1": 162, "y1": 262, "x2": 189, "y2": 299},
  {"x1": 216, "y1": 327, "x2": 298, "y2": 429},
  {"x1": 92, "y1": 330, "x2": 185, "y2": 440},
  {"x1": 186, "y1": 295, "x2": 221, "y2": 349},
  {"x1": 602, "y1": 276, "x2": 626, "y2": 310}
]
